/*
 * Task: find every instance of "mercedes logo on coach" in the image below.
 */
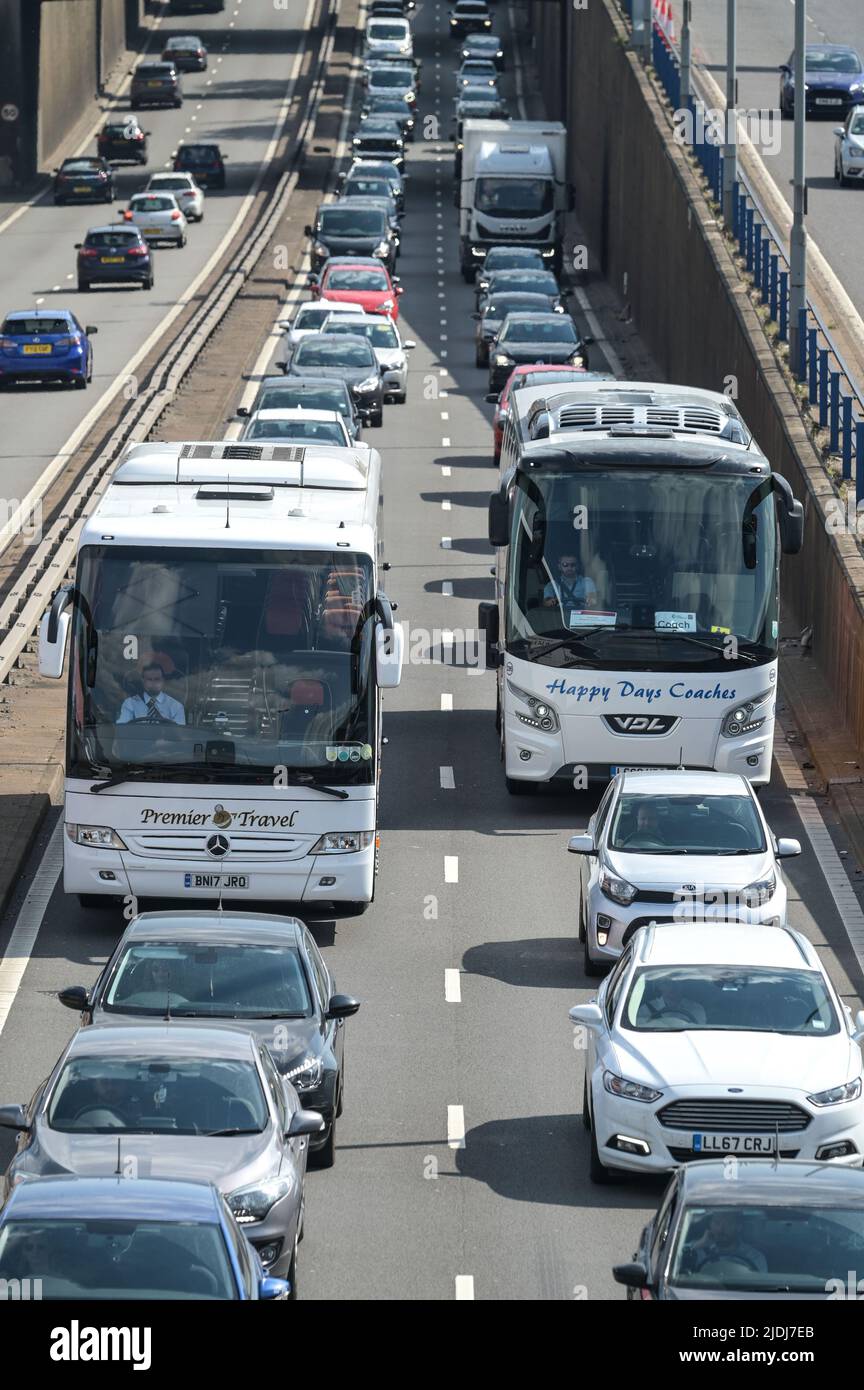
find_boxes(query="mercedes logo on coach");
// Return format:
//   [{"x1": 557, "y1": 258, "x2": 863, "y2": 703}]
[{"x1": 205, "y1": 834, "x2": 231, "y2": 859}]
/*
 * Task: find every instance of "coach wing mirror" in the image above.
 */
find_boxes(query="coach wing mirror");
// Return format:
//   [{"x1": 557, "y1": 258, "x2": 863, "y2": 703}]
[
  {"x1": 375, "y1": 594, "x2": 404, "y2": 687},
  {"x1": 568, "y1": 834, "x2": 596, "y2": 855},
  {"x1": 488, "y1": 488, "x2": 509, "y2": 546},
  {"x1": 773, "y1": 473, "x2": 804, "y2": 554},
  {"x1": 39, "y1": 584, "x2": 74, "y2": 679},
  {"x1": 478, "y1": 601, "x2": 500, "y2": 668},
  {"x1": 775, "y1": 837, "x2": 801, "y2": 858},
  {"x1": 613, "y1": 1262, "x2": 648, "y2": 1290}
]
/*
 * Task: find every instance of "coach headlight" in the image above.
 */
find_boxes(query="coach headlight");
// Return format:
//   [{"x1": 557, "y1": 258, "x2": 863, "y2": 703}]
[
  {"x1": 507, "y1": 679, "x2": 559, "y2": 731},
  {"x1": 66, "y1": 824, "x2": 128, "y2": 850}
]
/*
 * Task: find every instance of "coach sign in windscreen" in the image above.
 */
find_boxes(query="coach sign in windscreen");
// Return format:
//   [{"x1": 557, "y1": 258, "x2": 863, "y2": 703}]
[{"x1": 483, "y1": 383, "x2": 803, "y2": 792}]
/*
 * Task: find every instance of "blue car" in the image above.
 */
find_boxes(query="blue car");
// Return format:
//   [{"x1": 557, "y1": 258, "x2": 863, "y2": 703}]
[
  {"x1": 0, "y1": 309, "x2": 96, "y2": 389},
  {"x1": 0, "y1": 1175, "x2": 290, "y2": 1299},
  {"x1": 780, "y1": 44, "x2": 864, "y2": 118}
]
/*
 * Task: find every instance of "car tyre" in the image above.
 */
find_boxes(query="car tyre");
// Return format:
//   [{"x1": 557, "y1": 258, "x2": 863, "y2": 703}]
[
  {"x1": 475, "y1": 346, "x2": 486, "y2": 368},
  {"x1": 584, "y1": 929, "x2": 604, "y2": 978},
  {"x1": 178, "y1": 234, "x2": 187, "y2": 248},
  {"x1": 582, "y1": 1073, "x2": 591, "y2": 1131},
  {"x1": 589, "y1": 1119, "x2": 615, "y2": 1184},
  {"x1": 73, "y1": 376, "x2": 87, "y2": 390},
  {"x1": 287, "y1": 1234, "x2": 299, "y2": 1300},
  {"x1": 372, "y1": 408, "x2": 384, "y2": 427},
  {"x1": 838, "y1": 158, "x2": 851, "y2": 188},
  {"x1": 77, "y1": 279, "x2": 90, "y2": 293},
  {"x1": 309, "y1": 1119, "x2": 335, "y2": 1169},
  {"x1": 77, "y1": 893, "x2": 116, "y2": 909},
  {"x1": 143, "y1": 276, "x2": 154, "y2": 291},
  {"x1": 393, "y1": 389, "x2": 407, "y2": 403}
]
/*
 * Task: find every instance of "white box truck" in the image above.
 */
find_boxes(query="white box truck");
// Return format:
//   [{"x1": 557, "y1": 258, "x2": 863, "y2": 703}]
[{"x1": 457, "y1": 120, "x2": 572, "y2": 280}]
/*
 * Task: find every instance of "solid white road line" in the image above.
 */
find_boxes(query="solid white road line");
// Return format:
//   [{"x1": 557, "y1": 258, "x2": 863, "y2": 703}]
[
  {"x1": 444, "y1": 855, "x2": 459, "y2": 883},
  {"x1": 455, "y1": 1275, "x2": 475, "y2": 1300},
  {"x1": 440, "y1": 765, "x2": 455, "y2": 788},
  {"x1": 572, "y1": 285, "x2": 625, "y2": 378},
  {"x1": 447, "y1": 1104, "x2": 466, "y2": 1148},
  {"x1": 0, "y1": 819, "x2": 63, "y2": 1040},
  {"x1": 444, "y1": 969, "x2": 462, "y2": 1003}
]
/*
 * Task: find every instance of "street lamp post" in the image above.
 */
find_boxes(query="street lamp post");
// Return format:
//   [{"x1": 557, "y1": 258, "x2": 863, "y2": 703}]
[
  {"x1": 789, "y1": 0, "x2": 808, "y2": 373},
  {"x1": 722, "y1": 0, "x2": 738, "y2": 228}
]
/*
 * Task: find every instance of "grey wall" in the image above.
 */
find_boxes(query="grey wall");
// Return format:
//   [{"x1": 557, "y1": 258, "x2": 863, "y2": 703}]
[{"x1": 37, "y1": 0, "x2": 99, "y2": 169}]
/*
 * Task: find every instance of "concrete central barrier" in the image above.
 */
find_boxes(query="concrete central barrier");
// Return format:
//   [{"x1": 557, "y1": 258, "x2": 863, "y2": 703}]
[{"x1": 530, "y1": 0, "x2": 864, "y2": 757}]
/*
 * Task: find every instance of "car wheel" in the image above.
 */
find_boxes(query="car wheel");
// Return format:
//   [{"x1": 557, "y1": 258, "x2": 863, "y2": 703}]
[
  {"x1": 103, "y1": 191, "x2": 112, "y2": 203},
  {"x1": 589, "y1": 1119, "x2": 615, "y2": 1184},
  {"x1": 54, "y1": 196, "x2": 65, "y2": 206},
  {"x1": 143, "y1": 276, "x2": 153, "y2": 291},
  {"x1": 77, "y1": 893, "x2": 116, "y2": 909},
  {"x1": 73, "y1": 376, "x2": 87, "y2": 390},
  {"x1": 287, "y1": 1233, "x2": 299, "y2": 1300},
  {"x1": 372, "y1": 408, "x2": 384, "y2": 427},
  {"x1": 839, "y1": 158, "x2": 851, "y2": 188},
  {"x1": 582, "y1": 1073, "x2": 591, "y2": 1131},
  {"x1": 475, "y1": 346, "x2": 486, "y2": 368},
  {"x1": 584, "y1": 929, "x2": 604, "y2": 978},
  {"x1": 393, "y1": 390, "x2": 407, "y2": 404},
  {"x1": 77, "y1": 279, "x2": 90, "y2": 293},
  {"x1": 174, "y1": 99, "x2": 183, "y2": 108},
  {"x1": 178, "y1": 234, "x2": 186, "y2": 248},
  {"x1": 309, "y1": 1118, "x2": 335, "y2": 1169}
]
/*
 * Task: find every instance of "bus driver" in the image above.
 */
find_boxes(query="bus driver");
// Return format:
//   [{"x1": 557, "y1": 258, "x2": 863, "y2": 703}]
[{"x1": 117, "y1": 662, "x2": 186, "y2": 725}]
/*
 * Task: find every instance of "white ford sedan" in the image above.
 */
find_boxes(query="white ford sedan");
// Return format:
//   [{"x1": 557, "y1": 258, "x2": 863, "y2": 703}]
[
  {"x1": 568, "y1": 770, "x2": 800, "y2": 976},
  {"x1": 570, "y1": 923, "x2": 864, "y2": 1183},
  {"x1": 834, "y1": 105, "x2": 864, "y2": 185}
]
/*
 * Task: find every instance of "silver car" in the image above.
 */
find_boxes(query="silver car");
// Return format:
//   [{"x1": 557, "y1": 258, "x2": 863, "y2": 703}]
[
  {"x1": 322, "y1": 311, "x2": 415, "y2": 402},
  {"x1": 122, "y1": 191, "x2": 187, "y2": 246},
  {"x1": 0, "y1": 1024, "x2": 323, "y2": 1293},
  {"x1": 145, "y1": 171, "x2": 205, "y2": 222}
]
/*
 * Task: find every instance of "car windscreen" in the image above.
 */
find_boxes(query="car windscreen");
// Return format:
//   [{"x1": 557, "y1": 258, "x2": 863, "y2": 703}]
[
  {"x1": 667, "y1": 1204, "x2": 864, "y2": 1294},
  {"x1": 47, "y1": 1056, "x2": 270, "y2": 1134},
  {"x1": 150, "y1": 177, "x2": 192, "y2": 190},
  {"x1": 368, "y1": 22, "x2": 408, "y2": 37},
  {"x1": 500, "y1": 319, "x2": 577, "y2": 343},
  {"x1": 487, "y1": 272, "x2": 559, "y2": 296},
  {"x1": 484, "y1": 296, "x2": 550, "y2": 318},
  {"x1": 2, "y1": 319, "x2": 72, "y2": 336},
  {"x1": 319, "y1": 208, "x2": 386, "y2": 235},
  {"x1": 137, "y1": 64, "x2": 174, "y2": 76},
  {"x1": 295, "y1": 339, "x2": 376, "y2": 366},
  {"x1": 325, "y1": 321, "x2": 398, "y2": 347},
  {"x1": 325, "y1": 269, "x2": 388, "y2": 291},
  {"x1": 103, "y1": 940, "x2": 313, "y2": 1018},
  {"x1": 61, "y1": 160, "x2": 102, "y2": 172},
  {"x1": 621, "y1": 966, "x2": 840, "y2": 1035},
  {"x1": 369, "y1": 68, "x2": 413, "y2": 86},
  {"x1": 257, "y1": 385, "x2": 350, "y2": 416},
  {"x1": 484, "y1": 249, "x2": 545, "y2": 271},
  {"x1": 84, "y1": 232, "x2": 142, "y2": 248},
  {"x1": 246, "y1": 418, "x2": 346, "y2": 443},
  {"x1": 294, "y1": 306, "x2": 334, "y2": 330},
  {"x1": 178, "y1": 146, "x2": 218, "y2": 164},
  {"x1": 805, "y1": 48, "x2": 861, "y2": 73},
  {"x1": 607, "y1": 792, "x2": 766, "y2": 854},
  {"x1": 850, "y1": 114, "x2": 864, "y2": 135},
  {"x1": 0, "y1": 1218, "x2": 236, "y2": 1300},
  {"x1": 344, "y1": 179, "x2": 393, "y2": 198},
  {"x1": 131, "y1": 196, "x2": 175, "y2": 211}
]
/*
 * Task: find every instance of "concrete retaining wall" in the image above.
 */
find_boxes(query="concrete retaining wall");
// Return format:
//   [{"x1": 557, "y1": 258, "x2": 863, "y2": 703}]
[
  {"x1": 531, "y1": 0, "x2": 864, "y2": 755},
  {"x1": 38, "y1": 0, "x2": 99, "y2": 170}
]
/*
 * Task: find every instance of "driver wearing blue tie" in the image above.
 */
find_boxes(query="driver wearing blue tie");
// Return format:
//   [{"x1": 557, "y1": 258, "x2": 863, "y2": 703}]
[{"x1": 117, "y1": 662, "x2": 186, "y2": 725}]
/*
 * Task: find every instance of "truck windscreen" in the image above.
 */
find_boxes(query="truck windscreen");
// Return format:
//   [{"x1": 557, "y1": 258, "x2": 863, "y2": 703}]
[{"x1": 474, "y1": 177, "x2": 554, "y2": 218}]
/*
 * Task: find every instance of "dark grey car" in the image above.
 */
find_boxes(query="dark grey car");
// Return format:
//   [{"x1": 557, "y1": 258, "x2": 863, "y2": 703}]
[
  {"x1": 487, "y1": 312, "x2": 590, "y2": 391},
  {"x1": 57, "y1": 910, "x2": 360, "y2": 1167},
  {"x1": 472, "y1": 290, "x2": 565, "y2": 367},
  {"x1": 287, "y1": 332, "x2": 385, "y2": 427},
  {"x1": 0, "y1": 1025, "x2": 323, "y2": 1291},
  {"x1": 306, "y1": 201, "x2": 398, "y2": 275},
  {"x1": 238, "y1": 375, "x2": 362, "y2": 439},
  {"x1": 130, "y1": 61, "x2": 183, "y2": 109}
]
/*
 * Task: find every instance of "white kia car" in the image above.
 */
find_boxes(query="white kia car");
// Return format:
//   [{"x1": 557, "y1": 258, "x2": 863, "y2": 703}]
[
  {"x1": 122, "y1": 191, "x2": 187, "y2": 246},
  {"x1": 568, "y1": 770, "x2": 801, "y2": 976},
  {"x1": 570, "y1": 922, "x2": 864, "y2": 1183},
  {"x1": 321, "y1": 311, "x2": 415, "y2": 402},
  {"x1": 144, "y1": 171, "x2": 205, "y2": 222},
  {"x1": 834, "y1": 105, "x2": 864, "y2": 185},
  {"x1": 279, "y1": 299, "x2": 362, "y2": 351}
]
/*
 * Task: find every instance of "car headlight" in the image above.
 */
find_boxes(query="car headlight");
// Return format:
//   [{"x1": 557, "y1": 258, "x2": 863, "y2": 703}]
[
  {"x1": 65, "y1": 824, "x2": 128, "y2": 850},
  {"x1": 227, "y1": 1176, "x2": 295, "y2": 1224},
  {"x1": 568, "y1": 350, "x2": 587, "y2": 365},
  {"x1": 599, "y1": 867, "x2": 637, "y2": 906},
  {"x1": 850, "y1": 142, "x2": 864, "y2": 155},
  {"x1": 312, "y1": 240, "x2": 329, "y2": 256},
  {"x1": 553, "y1": 304, "x2": 565, "y2": 313},
  {"x1": 807, "y1": 1078, "x2": 862, "y2": 1107},
  {"x1": 373, "y1": 240, "x2": 391, "y2": 257},
  {"x1": 720, "y1": 688, "x2": 775, "y2": 737},
  {"x1": 354, "y1": 376, "x2": 380, "y2": 393},
  {"x1": 492, "y1": 352, "x2": 513, "y2": 366},
  {"x1": 506, "y1": 679, "x2": 560, "y2": 731},
  {"x1": 849, "y1": 82, "x2": 864, "y2": 93},
  {"x1": 310, "y1": 830, "x2": 375, "y2": 853},
  {"x1": 603, "y1": 1070, "x2": 663, "y2": 1104},
  {"x1": 284, "y1": 1055, "x2": 325, "y2": 1090},
  {"x1": 741, "y1": 872, "x2": 776, "y2": 907}
]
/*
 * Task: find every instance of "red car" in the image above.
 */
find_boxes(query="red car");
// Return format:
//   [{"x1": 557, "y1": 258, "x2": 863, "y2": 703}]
[
  {"x1": 310, "y1": 258, "x2": 403, "y2": 320},
  {"x1": 487, "y1": 364, "x2": 590, "y2": 463}
]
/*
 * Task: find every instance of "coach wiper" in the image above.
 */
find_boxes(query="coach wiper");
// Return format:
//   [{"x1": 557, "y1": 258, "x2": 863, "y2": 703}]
[
  {"x1": 89, "y1": 762, "x2": 237, "y2": 793},
  {"x1": 277, "y1": 771, "x2": 349, "y2": 800}
]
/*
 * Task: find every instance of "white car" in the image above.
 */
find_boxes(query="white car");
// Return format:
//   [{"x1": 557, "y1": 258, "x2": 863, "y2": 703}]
[
  {"x1": 279, "y1": 299, "x2": 361, "y2": 350},
  {"x1": 122, "y1": 191, "x2": 187, "y2": 246},
  {"x1": 568, "y1": 770, "x2": 801, "y2": 976},
  {"x1": 571, "y1": 922, "x2": 864, "y2": 1182},
  {"x1": 364, "y1": 17, "x2": 413, "y2": 61},
  {"x1": 456, "y1": 59, "x2": 499, "y2": 90},
  {"x1": 321, "y1": 311, "x2": 415, "y2": 402},
  {"x1": 239, "y1": 407, "x2": 355, "y2": 446},
  {"x1": 834, "y1": 105, "x2": 864, "y2": 185},
  {"x1": 144, "y1": 171, "x2": 205, "y2": 221}
]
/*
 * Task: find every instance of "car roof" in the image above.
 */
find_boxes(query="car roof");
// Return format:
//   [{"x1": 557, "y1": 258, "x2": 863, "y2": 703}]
[
  {"x1": 84, "y1": 225, "x2": 144, "y2": 235},
  {"x1": 252, "y1": 408, "x2": 343, "y2": 424},
  {"x1": 322, "y1": 257, "x2": 388, "y2": 270},
  {"x1": 484, "y1": 293, "x2": 556, "y2": 309},
  {"x1": 300, "y1": 298, "x2": 359, "y2": 310},
  {"x1": 618, "y1": 769, "x2": 752, "y2": 797},
  {"x1": 634, "y1": 923, "x2": 816, "y2": 970},
  {"x1": 165, "y1": 35, "x2": 203, "y2": 43},
  {"x1": 298, "y1": 332, "x2": 374, "y2": 348},
  {"x1": 501, "y1": 312, "x2": 571, "y2": 323},
  {"x1": 5, "y1": 309, "x2": 75, "y2": 323},
  {"x1": 678, "y1": 1158, "x2": 864, "y2": 1205},
  {"x1": 257, "y1": 374, "x2": 350, "y2": 392},
  {"x1": 5, "y1": 1175, "x2": 223, "y2": 1222},
  {"x1": 64, "y1": 1023, "x2": 260, "y2": 1058},
  {"x1": 121, "y1": 910, "x2": 305, "y2": 945}
]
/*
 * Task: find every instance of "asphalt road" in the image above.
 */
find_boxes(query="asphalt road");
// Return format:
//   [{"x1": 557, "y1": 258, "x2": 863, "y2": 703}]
[
  {"x1": 683, "y1": 0, "x2": 864, "y2": 311},
  {"x1": 0, "y1": 0, "x2": 864, "y2": 1302},
  {"x1": 0, "y1": 0, "x2": 314, "y2": 507}
]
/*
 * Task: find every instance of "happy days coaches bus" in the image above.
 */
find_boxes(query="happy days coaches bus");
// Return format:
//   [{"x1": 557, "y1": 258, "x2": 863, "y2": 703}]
[
  {"x1": 480, "y1": 381, "x2": 804, "y2": 793},
  {"x1": 38, "y1": 439, "x2": 403, "y2": 914}
]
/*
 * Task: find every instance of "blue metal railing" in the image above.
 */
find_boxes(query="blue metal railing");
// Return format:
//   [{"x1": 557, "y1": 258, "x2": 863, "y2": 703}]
[{"x1": 633, "y1": 11, "x2": 864, "y2": 500}]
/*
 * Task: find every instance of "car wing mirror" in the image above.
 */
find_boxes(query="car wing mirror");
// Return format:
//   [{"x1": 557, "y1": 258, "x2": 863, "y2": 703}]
[
  {"x1": 326, "y1": 993, "x2": 361, "y2": 1020},
  {"x1": 568, "y1": 1002, "x2": 603, "y2": 1028},
  {"x1": 775, "y1": 837, "x2": 801, "y2": 858},
  {"x1": 58, "y1": 985, "x2": 91, "y2": 1012},
  {"x1": 568, "y1": 834, "x2": 596, "y2": 855},
  {"x1": 287, "y1": 1108, "x2": 326, "y2": 1138},
  {"x1": 0, "y1": 1104, "x2": 30, "y2": 1132}
]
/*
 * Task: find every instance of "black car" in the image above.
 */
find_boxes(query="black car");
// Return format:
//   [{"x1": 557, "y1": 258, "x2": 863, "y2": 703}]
[
  {"x1": 57, "y1": 910, "x2": 360, "y2": 1168},
  {"x1": 487, "y1": 312, "x2": 589, "y2": 390},
  {"x1": 161, "y1": 35, "x2": 208, "y2": 71},
  {"x1": 476, "y1": 245, "x2": 548, "y2": 290},
  {"x1": 52, "y1": 157, "x2": 114, "y2": 206},
  {"x1": 473, "y1": 291, "x2": 565, "y2": 367},
  {"x1": 287, "y1": 333, "x2": 384, "y2": 427},
  {"x1": 129, "y1": 61, "x2": 183, "y2": 109},
  {"x1": 360, "y1": 94, "x2": 416, "y2": 141},
  {"x1": 779, "y1": 44, "x2": 864, "y2": 118},
  {"x1": 97, "y1": 119, "x2": 149, "y2": 166},
  {"x1": 306, "y1": 202, "x2": 398, "y2": 275},
  {"x1": 477, "y1": 268, "x2": 564, "y2": 312},
  {"x1": 339, "y1": 159, "x2": 406, "y2": 210},
  {"x1": 341, "y1": 175, "x2": 403, "y2": 226},
  {"x1": 461, "y1": 32, "x2": 505, "y2": 69},
  {"x1": 614, "y1": 1159, "x2": 864, "y2": 1301},
  {"x1": 369, "y1": 0, "x2": 414, "y2": 13},
  {"x1": 173, "y1": 142, "x2": 227, "y2": 189},
  {"x1": 449, "y1": 0, "x2": 493, "y2": 36},
  {"x1": 239, "y1": 375, "x2": 362, "y2": 439},
  {"x1": 351, "y1": 118, "x2": 406, "y2": 168},
  {"x1": 75, "y1": 225, "x2": 154, "y2": 292}
]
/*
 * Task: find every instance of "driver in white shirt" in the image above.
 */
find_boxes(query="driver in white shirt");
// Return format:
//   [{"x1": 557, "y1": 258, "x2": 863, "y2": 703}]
[{"x1": 117, "y1": 662, "x2": 185, "y2": 725}]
